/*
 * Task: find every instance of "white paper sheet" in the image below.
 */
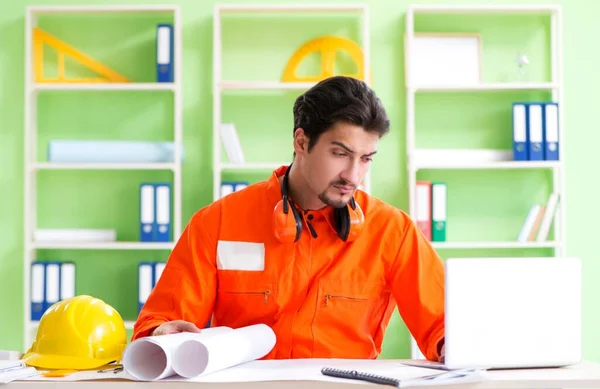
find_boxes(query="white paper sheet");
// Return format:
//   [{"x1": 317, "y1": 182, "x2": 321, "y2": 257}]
[
  {"x1": 122, "y1": 326, "x2": 233, "y2": 380},
  {"x1": 162, "y1": 359, "x2": 487, "y2": 386},
  {"x1": 172, "y1": 323, "x2": 277, "y2": 378},
  {"x1": 175, "y1": 359, "x2": 428, "y2": 383},
  {"x1": 22, "y1": 359, "x2": 488, "y2": 386}
]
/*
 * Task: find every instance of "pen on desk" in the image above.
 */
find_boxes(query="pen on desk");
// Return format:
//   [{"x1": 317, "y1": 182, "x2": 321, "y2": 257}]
[
  {"x1": 97, "y1": 366, "x2": 123, "y2": 374},
  {"x1": 321, "y1": 367, "x2": 400, "y2": 387}
]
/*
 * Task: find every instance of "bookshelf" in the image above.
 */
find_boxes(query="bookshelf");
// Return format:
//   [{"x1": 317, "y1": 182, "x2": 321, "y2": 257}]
[
  {"x1": 23, "y1": 5, "x2": 182, "y2": 350},
  {"x1": 212, "y1": 3, "x2": 371, "y2": 201},
  {"x1": 404, "y1": 4, "x2": 564, "y2": 359}
]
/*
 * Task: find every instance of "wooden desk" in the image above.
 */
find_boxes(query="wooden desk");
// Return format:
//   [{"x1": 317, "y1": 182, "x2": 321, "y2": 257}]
[{"x1": 8, "y1": 360, "x2": 600, "y2": 388}]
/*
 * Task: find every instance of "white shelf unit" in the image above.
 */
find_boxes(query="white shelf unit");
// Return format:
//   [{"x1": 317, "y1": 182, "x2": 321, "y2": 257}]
[
  {"x1": 23, "y1": 4, "x2": 182, "y2": 350},
  {"x1": 212, "y1": 3, "x2": 371, "y2": 201},
  {"x1": 404, "y1": 4, "x2": 564, "y2": 359}
]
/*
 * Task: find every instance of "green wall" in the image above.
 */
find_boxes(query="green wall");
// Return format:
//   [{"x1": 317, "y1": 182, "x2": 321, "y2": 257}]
[{"x1": 1, "y1": 0, "x2": 598, "y2": 362}]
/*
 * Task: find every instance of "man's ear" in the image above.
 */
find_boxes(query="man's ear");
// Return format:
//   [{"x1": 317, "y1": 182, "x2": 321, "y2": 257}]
[{"x1": 293, "y1": 128, "x2": 309, "y2": 156}]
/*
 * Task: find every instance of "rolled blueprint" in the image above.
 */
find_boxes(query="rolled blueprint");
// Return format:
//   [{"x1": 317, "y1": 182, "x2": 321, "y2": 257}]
[
  {"x1": 122, "y1": 327, "x2": 233, "y2": 380},
  {"x1": 172, "y1": 324, "x2": 277, "y2": 379}
]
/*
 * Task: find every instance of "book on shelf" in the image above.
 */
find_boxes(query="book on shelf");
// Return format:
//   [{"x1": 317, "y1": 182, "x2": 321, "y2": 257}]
[
  {"x1": 518, "y1": 193, "x2": 560, "y2": 242},
  {"x1": 220, "y1": 123, "x2": 245, "y2": 165}
]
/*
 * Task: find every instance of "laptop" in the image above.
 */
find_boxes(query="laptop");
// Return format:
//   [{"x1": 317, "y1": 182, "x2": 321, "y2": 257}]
[{"x1": 403, "y1": 257, "x2": 582, "y2": 371}]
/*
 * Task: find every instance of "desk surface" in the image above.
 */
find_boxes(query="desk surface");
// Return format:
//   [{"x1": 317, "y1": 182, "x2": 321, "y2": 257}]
[{"x1": 9, "y1": 360, "x2": 600, "y2": 389}]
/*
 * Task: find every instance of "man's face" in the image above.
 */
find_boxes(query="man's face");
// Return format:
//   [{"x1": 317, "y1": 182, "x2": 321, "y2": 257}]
[{"x1": 296, "y1": 122, "x2": 379, "y2": 208}]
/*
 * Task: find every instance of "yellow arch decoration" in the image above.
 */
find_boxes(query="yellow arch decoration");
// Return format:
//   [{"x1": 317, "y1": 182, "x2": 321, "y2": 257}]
[{"x1": 282, "y1": 36, "x2": 369, "y2": 83}]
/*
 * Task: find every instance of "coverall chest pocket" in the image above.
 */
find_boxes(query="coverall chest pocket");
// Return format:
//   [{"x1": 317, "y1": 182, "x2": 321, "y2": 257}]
[{"x1": 214, "y1": 271, "x2": 279, "y2": 328}]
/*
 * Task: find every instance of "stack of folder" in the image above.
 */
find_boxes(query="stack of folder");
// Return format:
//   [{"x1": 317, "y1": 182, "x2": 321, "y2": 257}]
[
  {"x1": 220, "y1": 181, "x2": 249, "y2": 198},
  {"x1": 512, "y1": 101, "x2": 559, "y2": 161},
  {"x1": 138, "y1": 261, "x2": 166, "y2": 313},
  {"x1": 30, "y1": 261, "x2": 75, "y2": 321},
  {"x1": 140, "y1": 183, "x2": 172, "y2": 243},
  {"x1": 415, "y1": 181, "x2": 447, "y2": 242}
]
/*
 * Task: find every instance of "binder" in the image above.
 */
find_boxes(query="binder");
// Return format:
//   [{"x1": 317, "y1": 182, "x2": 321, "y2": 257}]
[
  {"x1": 431, "y1": 182, "x2": 447, "y2": 242},
  {"x1": 60, "y1": 262, "x2": 76, "y2": 300},
  {"x1": 154, "y1": 262, "x2": 166, "y2": 287},
  {"x1": 527, "y1": 103, "x2": 544, "y2": 161},
  {"x1": 235, "y1": 182, "x2": 249, "y2": 192},
  {"x1": 220, "y1": 182, "x2": 235, "y2": 198},
  {"x1": 512, "y1": 103, "x2": 528, "y2": 161},
  {"x1": 140, "y1": 183, "x2": 155, "y2": 242},
  {"x1": 138, "y1": 262, "x2": 154, "y2": 312},
  {"x1": 156, "y1": 24, "x2": 173, "y2": 82},
  {"x1": 155, "y1": 183, "x2": 171, "y2": 242},
  {"x1": 30, "y1": 262, "x2": 45, "y2": 321},
  {"x1": 543, "y1": 102, "x2": 559, "y2": 160},
  {"x1": 415, "y1": 181, "x2": 432, "y2": 240},
  {"x1": 44, "y1": 261, "x2": 61, "y2": 313}
]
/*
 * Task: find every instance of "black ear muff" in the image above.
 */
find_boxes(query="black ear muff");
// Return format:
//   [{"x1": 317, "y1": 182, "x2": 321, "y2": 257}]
[
  {"x1": 334, "y1": 197, "x2": 363, "y2": 242},
  {"x1": 334, "y1": 205, "x2": 350, "y2": 242},
  {"x1": 287, "y1": 197, "x2": 303, "y2": 242},
  {"x1": 273, "y1": 164, "x2": 304, "y2": 243}
]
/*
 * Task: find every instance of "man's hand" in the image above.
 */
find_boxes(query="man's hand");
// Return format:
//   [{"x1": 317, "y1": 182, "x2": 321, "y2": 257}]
[
  {"x1": 438, "y1": 343, "x2": 445, "y2": 363},
  {"x1": 151, "y1": 320, "x2": 202, "y2": 336}
]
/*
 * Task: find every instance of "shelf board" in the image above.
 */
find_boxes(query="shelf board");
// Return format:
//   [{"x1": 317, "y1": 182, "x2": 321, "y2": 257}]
[
  {"x1": 410, "y1": 149, "x2": 561, "y2": 170},
  {"x1": 32, "y1": 83, "x2": 176, "y2": 92},
  {"x1": 409, "y1": 82, "x2": 559, "y2": 92},
  {"x1": 408, "y1": 4, "x2": 560, "y2": 14},
  {"x1": 219, "y1": 81, "x2": 316, "y2": 91},
  {"x1": 28, "y1": 5, "x2": 178, "y2": 14},
  {"x1": 415, "y1": 160, "x2": 560, "y2": 170},
  {"x1": 220, "y1": 162, "x2": 287, "y2": 170},
  {"x1": 32, "y1": 242, "x2": 175, "y2": 250},
  {"x1": 217, "y1": 4, "x2": 367, "y2": 13},
  {"x1": 32, "y1": 162, "x2": 177, "y2": 171},
  {"x1": 432, "y1": 241, "x2": 561, "y2": 250}
]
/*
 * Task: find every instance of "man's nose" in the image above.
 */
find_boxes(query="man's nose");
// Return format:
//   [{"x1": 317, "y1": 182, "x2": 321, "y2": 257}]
[{"x1": 340, "y1": 162, "x2": 361, "y2": 185}]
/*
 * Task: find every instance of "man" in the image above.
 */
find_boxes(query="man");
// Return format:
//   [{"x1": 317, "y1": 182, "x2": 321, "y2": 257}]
[{"x1": 133, "y1": 76, "x2": 445, "y2": 362}]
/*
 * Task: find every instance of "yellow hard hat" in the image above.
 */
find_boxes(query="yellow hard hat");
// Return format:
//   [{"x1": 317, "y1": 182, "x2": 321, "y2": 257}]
[{"x1": 22, "y1": 295, "x2": 127, "y2": 370}]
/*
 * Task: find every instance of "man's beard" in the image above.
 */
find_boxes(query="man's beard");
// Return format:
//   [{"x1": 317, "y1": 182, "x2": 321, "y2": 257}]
[{"x1": 317, "y1": 179, "x2": 356, "y2": 208}]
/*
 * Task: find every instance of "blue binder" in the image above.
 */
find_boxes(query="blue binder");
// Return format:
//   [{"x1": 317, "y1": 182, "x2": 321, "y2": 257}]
[
  {"x1": 140, "y1": 183, "x2": 156, "y2": 242},
  {"x1": 512, "y1": 103, "x2": 528, "y2": 161},
  {"x1": 43, "y1": 261, "x2": 61, "y2": 313},
  {"x1": 154, "y1": 183, "x2": 171, "y2": 242},
  {"x1": 156, "y1": 24, "x2": 173, "y2": 82},
  {"x1": 543, "y1": 102, "x2": 559, "y2": 161},
  {"x1": 31, "y1": 262, "x2": 46, "y2": 321},
  {"x1": 527, "y1": 103, "x2": 544, "y2": 161},
  {"x1": 234, "y1": 181, "x2": 249, "y2": 192},
  {"x1": 138, "y1": 262, "x2": 155, "y2": 313}
]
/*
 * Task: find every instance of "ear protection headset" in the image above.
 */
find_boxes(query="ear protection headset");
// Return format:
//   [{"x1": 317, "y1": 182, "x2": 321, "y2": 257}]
[{"x1": 272, "y1": 164, "x2": 365, "y2": 243}]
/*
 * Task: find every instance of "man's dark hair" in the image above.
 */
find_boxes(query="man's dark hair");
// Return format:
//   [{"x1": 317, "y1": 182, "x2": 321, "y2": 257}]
[{"x1": 292, "y1": 76, "x2": 390, "y2": 154}]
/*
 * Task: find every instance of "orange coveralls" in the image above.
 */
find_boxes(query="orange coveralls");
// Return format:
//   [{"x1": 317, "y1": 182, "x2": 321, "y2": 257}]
[{"x1": 133, "y1": 165, "x2": 445, "y2": 361}]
